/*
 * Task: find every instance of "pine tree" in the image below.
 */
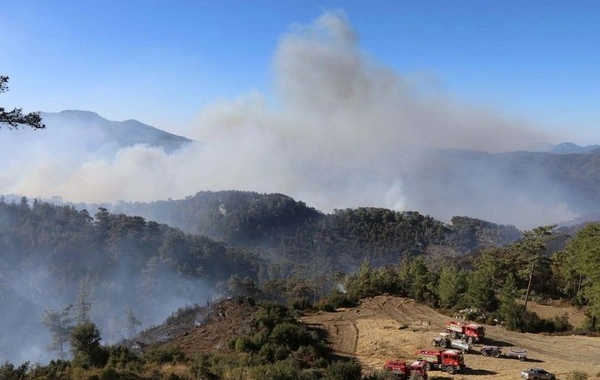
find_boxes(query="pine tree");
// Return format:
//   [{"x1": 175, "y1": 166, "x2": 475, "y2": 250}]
[
  {"x1": 517, "y1": 225, "x2": 556, "y2": 309},
  {"x1": 562, "y1": 223, "x2": 600, "y2": 329},
  {"x1": 466, "y1": 269, "x2": 497, "y2": 311},
  {"x1": 70, "y1": 322, "x2": 106, "y2": 368},
  {"x1": 437, "y1": 266, "x2": 467, "y2": 309},
  {"x1": 41, "y1": 304, "x2": 74, "y2": 359},
  {"x1": 124, "y1": 306, "x2": 142, "y2": 338},
  {"x1": 74, "y1": 276, "x2": 93, "y2": 324},
  {"x1": 0, "y1": 76, "x2": 45, "y2": 129}
]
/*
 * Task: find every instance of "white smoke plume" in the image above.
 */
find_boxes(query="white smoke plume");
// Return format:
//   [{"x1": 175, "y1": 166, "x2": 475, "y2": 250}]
[{"x1": 1, "y1": 11, "x2": 571, "y2": 228}]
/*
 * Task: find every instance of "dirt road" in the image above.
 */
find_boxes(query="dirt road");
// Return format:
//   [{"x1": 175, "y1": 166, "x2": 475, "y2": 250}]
[{"x1": 301, "y1": 296, "x2": 600, "y2": 379}]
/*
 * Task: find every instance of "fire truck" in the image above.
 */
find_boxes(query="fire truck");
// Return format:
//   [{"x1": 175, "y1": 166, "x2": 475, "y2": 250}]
[
  {"x1": 415, "y1": 349, "x2": 465, "y2": 374},
  {"x1": 383, "y1": 359, "x2": 428, "y2": 379},
  {"x1": 445, "y1": 321, "x2": 485, "y2": 343}
]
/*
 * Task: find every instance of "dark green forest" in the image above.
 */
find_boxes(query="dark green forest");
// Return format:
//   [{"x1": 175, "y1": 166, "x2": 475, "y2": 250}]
[
  {"x1": 2, "y1": 192, "x2": 600, "y2": 379},
  {"x1": 103, "y1": 191, "x2": 522, "y2": 270}
]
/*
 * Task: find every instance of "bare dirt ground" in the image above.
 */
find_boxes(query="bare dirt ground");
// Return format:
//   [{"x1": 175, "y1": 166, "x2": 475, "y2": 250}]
[
  {"x1": 301, "y1": 296, "x2": 600, "y2": 380},
  {"x1": 127, "y1": 298, "x2": 258, "y2": 354}
]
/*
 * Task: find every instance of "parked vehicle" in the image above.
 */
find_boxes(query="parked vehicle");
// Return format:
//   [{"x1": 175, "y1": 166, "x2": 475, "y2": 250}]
[
  {"x1": 431, "y1": 333, "x2": 451, "y2": 348},
  {"x1": 521, "y1": 368, "x2": 555, "y2": 380},
  {"x1": 480, "y1": 345, "x2": 502, "y2": 358},
  {"x1": 383, "y1": 360, "x2": 428, "y2": 379},
  {"x1": 415, "y1": 349, "x2": 465, "y2": 374},
  {"x1": 432, "y1": 334, "x2": 471, "y2": 352},
  {"x1": 445, "y1": 321, "x2": 485, "y2": 343},
  {"x1": 480, "y1": 346, "x2": 527, "y2": 360},
  {"x1": 506, "y1": 347, "x2": 527, "y2": 361}
]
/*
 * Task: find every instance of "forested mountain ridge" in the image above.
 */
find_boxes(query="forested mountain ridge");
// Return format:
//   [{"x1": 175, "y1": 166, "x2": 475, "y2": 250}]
[{"x1": 106, "y1": 190, "x2": 523, "y2": 265}]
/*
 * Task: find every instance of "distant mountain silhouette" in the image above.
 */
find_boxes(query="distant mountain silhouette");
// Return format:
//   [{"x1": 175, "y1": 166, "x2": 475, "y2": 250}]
[
  {"x1": 38, "y1": 110, "x2": 193, "y2": 153},
  {"x1": 549, "y1": 142, "x2": 600, "y2": 154}
]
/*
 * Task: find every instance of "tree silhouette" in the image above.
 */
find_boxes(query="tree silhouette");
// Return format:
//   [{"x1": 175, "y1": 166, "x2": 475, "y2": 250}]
[
  {"x1": 518, "y1": 225, "x2": 556, "y2": 309},
  {"x1": 41, "y1": 304, "x2": 74, "y2": 359},
  {"x1": 70, "y1": 322, "x2": 107, "y2": 368},
  {"x1": 0, "y1": 76, "x2": 45, "y2": 129}
]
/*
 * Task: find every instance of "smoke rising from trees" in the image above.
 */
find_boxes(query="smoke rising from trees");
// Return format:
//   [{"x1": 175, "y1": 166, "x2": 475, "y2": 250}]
[{"x1": 0, "y1": 11, "x2": 574, "y2": 228}]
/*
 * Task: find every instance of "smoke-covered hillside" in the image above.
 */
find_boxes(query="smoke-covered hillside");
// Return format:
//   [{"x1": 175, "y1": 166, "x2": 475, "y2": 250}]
[
  {"x1": 0, "y1": 194, "x2": 527, "y2": 363},
  {"x1": 0, "y1": 198, "x2": 261, "y2": 364}
]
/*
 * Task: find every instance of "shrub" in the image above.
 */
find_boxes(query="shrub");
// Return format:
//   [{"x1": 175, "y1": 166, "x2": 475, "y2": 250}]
[
  {"x1": 250, "y1": 359, "x2": 303, "y2": 380},
  {"x1": 314, "y1": 299, "x2": 335, "y2": 312},
  {"x1": 143, "y1": 344, "x2": 186, "y2": 365},
  {"x1": 234, "y1": 336, "x2": 257, "y2": 353},
  {"x1": 105, "y1": 346, "x2": 139, "y2": 369},
  {"x1": 190, "y1": 353, "x2": 219, "y2": 380},
  {"x1": 254, "y1": 302, "x2": 295, "y2": 331},
  {"x1": 270, "y1": 323, "x2": 314, "y2": 350},
  {"x1": 252, "y1": 328, "x2": 271, "y2": 348},
  {"x1": 553, "y1": 313, "x2": 573, "y2": 332},
  {"x1": 327, "y1": 293, "x2": 358, "y2": 309},
  {"x1": 27, "y1": 360, "x2": 71, "y2": 379},
  {"x1": 296, "y1": 345, "x2": 319, "y2": 365},
  {"x1": 99, "y1": 367, "x2": 119, "y2": 380},
  {"x1": 289, "y1": 297, "x2": 312, "y2": 311},
  {"x1": 323, "y1": 359, "x2": 362, "y2": 380},
  {"x1": 258, "y1": 342, "x2": 290, "y2": 363}
]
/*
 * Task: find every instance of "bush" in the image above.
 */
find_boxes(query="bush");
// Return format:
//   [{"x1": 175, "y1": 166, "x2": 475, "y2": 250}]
[
  {"x1": 296, "y1": 345, "x2": 320, "y2": 365},
  {"x1": 289, "y1": 297, "x2": 312, "y2": 310},
  {"x1": 143, "y1": 344, "x2": 186, "y2": 364},
  {"x1": 106, "y1": 346, "x2": 139, "y2": 369},
  {"x1": 323, "y1": 359, "x2": 362, "y2": 380},
  {"x1": 254, "y1": 302, "x2": 295, "y2": 331},
  {"x1": 327, "y1": 293, "x2": 358, "y2": 309},
  {"x1": 577, "y1": 317, "x2": 600, "y2": 332},
  {"x1": 553, "y1": 313, "x2": 573, "y2": 332},
  {"x1": 270, "y1": 323, "x2": 314, "y2": 350},
  {"x1": 258, "y1": 342, "x2": 290, "y2": 363},
  {"x1": 314, "y1": 299, "x2": 335, "y2": 312},
  {"x1": 99, "y1": 367, "x2": 119, "y2": 380},
  {"x1": 234, "y1": 336, "x2": 257, "y2": 353},
  {"x1": 27, "y1": 360, "x2": 71, "y2": 379},
  {"x1": 250, "y1": 359, "x2": 303, "y2": 380}
]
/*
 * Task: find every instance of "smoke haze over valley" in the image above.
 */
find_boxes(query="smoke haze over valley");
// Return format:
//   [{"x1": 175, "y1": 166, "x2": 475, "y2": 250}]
[
  {"x1": 4, "y1": 5, "x2": 600, "y2": 372},
  {"x1": 0, "y1": 12, "x2": 594, "y2": 230}
]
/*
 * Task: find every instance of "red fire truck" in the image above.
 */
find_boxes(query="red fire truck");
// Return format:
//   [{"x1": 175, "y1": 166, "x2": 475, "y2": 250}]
[
  {"x1": 445, "y1": 321, "x2": 485, "y2": 343},
  {"x1": 415, "y1": 349, "x2": 465, "y2": 374}
]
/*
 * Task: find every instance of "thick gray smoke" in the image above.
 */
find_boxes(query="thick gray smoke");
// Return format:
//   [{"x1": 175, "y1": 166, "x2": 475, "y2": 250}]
[
  {"x1": 0, "y1": 11, "x2": 572, "y2": 229},
  {"x1": 0, "y1": 252, "x2": 213, "y2": 365}
]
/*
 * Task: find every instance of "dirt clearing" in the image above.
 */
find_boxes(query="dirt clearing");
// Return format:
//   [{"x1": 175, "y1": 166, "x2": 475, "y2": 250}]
[{"x1": 301, "y1": 296, "x2": 600, "y2": 379}]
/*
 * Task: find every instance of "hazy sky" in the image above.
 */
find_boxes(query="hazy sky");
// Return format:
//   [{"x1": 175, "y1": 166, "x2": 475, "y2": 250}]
[{"x1": 2, "y1": 0, "x2": 599, "y2": 145}]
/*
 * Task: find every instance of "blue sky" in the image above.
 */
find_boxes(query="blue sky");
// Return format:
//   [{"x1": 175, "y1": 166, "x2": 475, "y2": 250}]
[{"x1": 3, "y1": 0, "x2": 599, "y2": 144}]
